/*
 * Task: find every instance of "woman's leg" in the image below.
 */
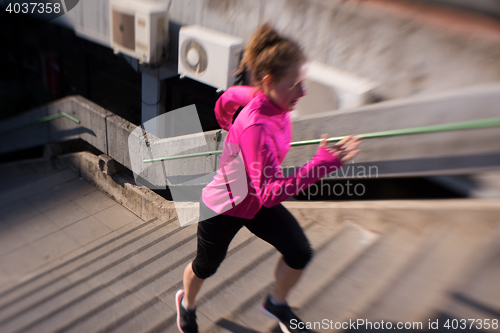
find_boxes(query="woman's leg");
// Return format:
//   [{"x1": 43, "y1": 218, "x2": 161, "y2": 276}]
[
  {"x1": 246, "y1": 204, "x2": 313, "y2": 303},
  {"x1": 183, "y1": 206, "x2": 244, "y2": 308},
  {"x1": 183, "y1": 262, "x2": 204, "y2": 308},
  {"x1": 272, "y1": 257, "x2": 303, "y2": 303}
]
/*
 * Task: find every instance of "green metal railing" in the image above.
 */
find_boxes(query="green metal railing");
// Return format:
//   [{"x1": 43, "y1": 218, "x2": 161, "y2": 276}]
[
  {"x1": 143, "y1": 116, "x2": 500, "y2": 163},
  {"x1": 0, "y1": 112, "x2": 80, "y2": 135}
]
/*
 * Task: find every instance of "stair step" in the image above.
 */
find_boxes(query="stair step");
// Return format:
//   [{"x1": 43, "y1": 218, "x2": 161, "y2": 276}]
[
  {"x1": 199, "y1": 220, "x2": 366, "y2": 332},
  {"x1": 204, "y1": 202, "x2": 388, "y2": 332},
  {"x1": 291, "y1": 222, "x2": 380, "y2": 307},
  {"x1": 82, "y1": 229, "x2": 256, "y2": 333},
  {"x1": 199, "y1": 252, "x2": 281, "y2": 329},
  {"x1": 2, "y1": 198, "x2": 495, "y2": 333},
  {"x1": 133, "y1": 236, "x2": 280, "y2": 333},
  {"x1": 435, "y1": 232, "x2": 500, "y2": 325},
  {"x1": 215, "y1": 221, "x2": 381, "y2": 333},
  {"x1": 106, "y1": 208, "x2": 335, "y2": 332},
  {"x1": 0, "y1": 216, "x2": 171, "y2": 312},
  {"x1": 191, "y1": 223, "x2": 337, "y2": 332},
  {"x1": 48, "y1": 225, "x2": 259, "y2": 332},
  {"x1": 360, "y1": 210, "x2": 497, "y2": 325},
  {"x1": 102, "y1": 298, "x2": 176, "y2": 333},
  {"x1": 0, "y1": 222, "x2": 196, "y2": 333},
  {"x1": 256, "y1": 208, "x2": 433, "y2": 333},
  {"x1": 93, "y1": 206, "x2": 322, "y2": 332},
  {"x1": 52, "y1": 239, "x2": 198, "y2": 333},
  {"x1": 64, "y1": 221, "x2": 186, "y2": 285},
  {"x1": 298, "y1": 227, "x2": 430, "y2": 332},
  {"x1": 0, "y1": 281, "x2": 96, "y2": 333},
  {"x1": 184, "y1": 212, "x2": 352, "y2": 331}
]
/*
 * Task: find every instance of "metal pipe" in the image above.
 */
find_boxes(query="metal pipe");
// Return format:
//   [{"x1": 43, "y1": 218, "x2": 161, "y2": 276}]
[
  {"x1": 143, "y1": 116, "x2": 500, "y2": 163},
  {"x1": 0, "y1": 112, "x2": 81, "y2": 135}
]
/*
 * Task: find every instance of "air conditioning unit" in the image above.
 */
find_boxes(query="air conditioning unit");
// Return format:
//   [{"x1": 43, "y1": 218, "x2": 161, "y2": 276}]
[
  {"x1": 292, "y1": 62, "x2": 378, "y2": 117},
  {"x1": 178, "y1": 25, "x2": 244, "y2": 91},
  {"x1": 109, "y1": 0, "x2": 169, "y2": 64}
]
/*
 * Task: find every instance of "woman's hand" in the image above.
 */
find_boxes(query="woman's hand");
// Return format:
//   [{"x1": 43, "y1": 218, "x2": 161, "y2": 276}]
[{"x1": 319, "y1": 133, "x2": 361, "y2": 163}]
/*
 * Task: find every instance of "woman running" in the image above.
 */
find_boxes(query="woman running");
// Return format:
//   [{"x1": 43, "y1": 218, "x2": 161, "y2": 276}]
[{"x1": 176, "y1": 24, "x2": 360, "y2": 333}]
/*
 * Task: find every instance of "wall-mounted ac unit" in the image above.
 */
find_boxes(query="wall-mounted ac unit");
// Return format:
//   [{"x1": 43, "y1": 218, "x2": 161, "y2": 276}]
[
  {"x1": 292, "y1": 62, "x2": 378, "y2": 118},
  {"x1": 109, "y1": 0, "x2": 169, "y2": 64},
  {"x1": 178, "y1": 25, "x2": 244, "y2": 91}
]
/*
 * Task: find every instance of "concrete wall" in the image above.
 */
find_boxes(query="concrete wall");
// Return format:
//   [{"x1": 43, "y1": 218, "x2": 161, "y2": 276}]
[
  {"x1": 419, "y1": 0, "x2": 500, "y2": 19},
  {"x1": 285, "y1": 83, "x2": 500, "y2": 177},
  {"x1": 58, "y1": 0, "x2": 500, "y2": 101},
  {"x1": 59, "y1": 151, "x2": 178, "y2": 223},
  {"x1": 0, "y1": 95, "x2": 223, "y2": 188},
  {"x1": 51, "y1": 97, "x2": 112, "y2": 154},
  {"x1": 106, "y1": 113, "x2": 137, "y2": 170},
  {"x1": 0, "y1": 96, "x2": 111, "y2": 156},
  {"x1": 3, "y1": 83, "x2": 499, "y2": 183}
]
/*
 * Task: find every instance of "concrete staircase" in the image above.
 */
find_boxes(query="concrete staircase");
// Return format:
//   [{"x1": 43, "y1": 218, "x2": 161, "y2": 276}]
[{"x1": 0, "y1": 195, "x2": 498, "y2": 333}]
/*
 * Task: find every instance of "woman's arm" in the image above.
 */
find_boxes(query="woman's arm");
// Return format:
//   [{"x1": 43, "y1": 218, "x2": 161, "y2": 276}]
[
  {"x1": 215, "y1": 86, "x2": 256, "y2": 131},
  {"x1": 239, "y1": 125, "x2": 343, "y2": 207}
]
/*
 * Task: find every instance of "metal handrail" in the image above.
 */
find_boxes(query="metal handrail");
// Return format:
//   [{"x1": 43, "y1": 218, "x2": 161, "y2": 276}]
[
  {"x1": 143, "y1": 116, "x2": 500, "y2": 163},
  {"x1": 0, "y1": 112, "x2": 80, "y2": 135}
]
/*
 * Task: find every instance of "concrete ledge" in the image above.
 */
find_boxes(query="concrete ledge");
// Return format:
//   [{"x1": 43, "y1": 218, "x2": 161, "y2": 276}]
[
  {"x1": 98, "y1": 154, "x2": 125, "y2": 176},
  {"x1": 0, "y1": 96, "x2": 110, "y2": 156},
  {"x1": 49, "y1": 97, "x2": 112, "y2": 154},
  {"x1": 106, "y1": 114, "x2": 138, "y2": 170},
  {"x1": 283, "y1": 199, "x2": 500, "y2": 234},
  {"x1": 59, "y1": 151, "x2": 178, "y2": 223},
  {"x1": 283, "y1": 199, "x2": 500, "y2": 212}
]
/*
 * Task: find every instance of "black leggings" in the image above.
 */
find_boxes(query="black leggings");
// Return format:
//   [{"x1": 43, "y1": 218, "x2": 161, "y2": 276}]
[{"x1": 192, "y1": 201, "x2": 313, "y2": 279}]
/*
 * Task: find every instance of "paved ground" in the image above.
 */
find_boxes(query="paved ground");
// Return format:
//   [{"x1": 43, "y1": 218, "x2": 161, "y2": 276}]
[{"x1": 0, "y1": 164, "x2": 146, "y2": 291}]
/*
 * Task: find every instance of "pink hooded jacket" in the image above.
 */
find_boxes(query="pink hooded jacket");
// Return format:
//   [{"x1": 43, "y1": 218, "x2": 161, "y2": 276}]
[{"x1": 202, "y1": 86, "x2": 342, "y2": 219}]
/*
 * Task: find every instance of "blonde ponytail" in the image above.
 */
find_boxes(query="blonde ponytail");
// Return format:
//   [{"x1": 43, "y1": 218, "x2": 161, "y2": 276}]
[{"x1": 238, "y1": 24, "x2": 305, "y2": 85}]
